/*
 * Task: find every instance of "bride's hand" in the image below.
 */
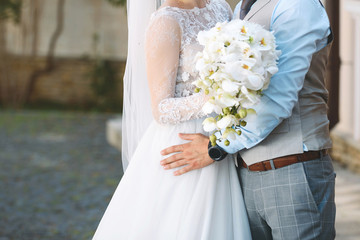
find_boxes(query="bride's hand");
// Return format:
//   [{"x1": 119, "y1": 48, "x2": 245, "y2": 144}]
[{"x1": 160, "y1": 133, "x2": 215, "y2": 176}]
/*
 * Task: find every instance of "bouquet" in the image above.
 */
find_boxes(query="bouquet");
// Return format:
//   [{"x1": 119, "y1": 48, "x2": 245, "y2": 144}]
[{"x1": 193, "y1": 19, "x2": 281, "y2": 146}]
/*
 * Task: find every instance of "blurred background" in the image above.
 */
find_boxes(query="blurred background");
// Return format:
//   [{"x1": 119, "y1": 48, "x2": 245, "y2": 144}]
[{"x1": 0, "y1": 0, "x2": 359, "y2": 239}]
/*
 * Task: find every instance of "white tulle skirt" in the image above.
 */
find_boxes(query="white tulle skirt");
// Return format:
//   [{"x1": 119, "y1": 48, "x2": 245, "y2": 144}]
[{"x1": 93, "y1": 118, "x2": 251, "y2": 240}]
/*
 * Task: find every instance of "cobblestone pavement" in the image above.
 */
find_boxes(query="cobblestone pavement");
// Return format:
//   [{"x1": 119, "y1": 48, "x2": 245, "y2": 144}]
[
  {"x1": 0, "y1": 111, "x2": 122, "y2": 240},
  {"x1": 0, "y1": 110, "x2": 359, "y2": 240},
  {"x1": 334, "y1": 162, "x2": 360, "y2": 240}
]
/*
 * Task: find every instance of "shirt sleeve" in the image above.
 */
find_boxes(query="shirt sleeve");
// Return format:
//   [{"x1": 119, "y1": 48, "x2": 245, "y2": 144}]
[
  {"x1": 145, "y1": 14, "x2": 208, "y2": 125},
  {"x1": 233, "y1": 1, "x2": 242, "y2": 20},
  {"x1": 217, "y1": 0, "x2": 331, "y2": 153}
]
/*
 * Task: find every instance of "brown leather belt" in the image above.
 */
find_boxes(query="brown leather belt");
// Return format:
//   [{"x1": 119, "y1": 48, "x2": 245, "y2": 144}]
[{"x1": 239, "y1": 150, "x2": 328, "y2": 172}]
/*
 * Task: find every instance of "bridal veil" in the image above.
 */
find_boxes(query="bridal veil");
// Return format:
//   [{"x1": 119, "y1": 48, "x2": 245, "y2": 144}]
[{"x1": 122, "y1": 0, "x2": 165, "y2": 170}]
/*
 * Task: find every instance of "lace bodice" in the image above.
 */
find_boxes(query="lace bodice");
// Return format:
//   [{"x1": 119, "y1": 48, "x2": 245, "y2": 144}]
[{"x1": 145, "y1": 0, "x2": 232, "y2": 124}]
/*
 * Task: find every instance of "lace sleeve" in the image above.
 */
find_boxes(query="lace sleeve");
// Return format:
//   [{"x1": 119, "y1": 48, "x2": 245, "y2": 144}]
[
  {"x1": 145, "y1": 13, "x2": 207, "y2": 125},
  {"x1": 222, "y1": 0, "x2": 233, "y2": 20}
]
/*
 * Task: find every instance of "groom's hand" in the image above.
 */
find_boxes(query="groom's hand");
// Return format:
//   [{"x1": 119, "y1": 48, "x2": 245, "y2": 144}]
[{"x1": 160, "y1": 133, "x2": 215, "y2": 176}]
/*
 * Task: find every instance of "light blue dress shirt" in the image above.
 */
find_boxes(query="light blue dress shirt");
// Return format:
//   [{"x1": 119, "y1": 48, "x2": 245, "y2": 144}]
[{"x1": 216, "y1": 0, "x2": 332, "y2": 154}]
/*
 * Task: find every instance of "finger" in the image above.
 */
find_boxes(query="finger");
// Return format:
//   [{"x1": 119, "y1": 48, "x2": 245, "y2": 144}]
[
  {"x1": 174, "y1": 164, "x2": 195, "y2": 176},
  {"x1": 163, "y1": 160, "x2": 188, "y2": 170},
  {"x1": 178, "y1": 133, "x2": 199, "y2": 141},
  {"x1": 160, "y1": 153, "x2": 184, "y2": 165},
  {"x1": 160, "y1": 144, "x2": 185, "y2": 156}
]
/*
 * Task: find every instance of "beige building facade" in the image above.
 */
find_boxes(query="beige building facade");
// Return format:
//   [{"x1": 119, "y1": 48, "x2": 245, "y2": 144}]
[
  {"x1": 3, "y1": 0, "x2": 237, "y2": 60},
  {"x1": 5, "y1": 0, "x2": 128, "y2": 60},
  {"x1": 331, "y1": 0, "x2": 360, "y2": 170},
  {"x1": 3, "y1": 0, "x2": 360, "y2": 166}
]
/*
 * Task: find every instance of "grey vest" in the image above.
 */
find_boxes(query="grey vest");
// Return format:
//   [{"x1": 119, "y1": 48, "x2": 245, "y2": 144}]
[{"x1": 236, "y1": 0, "x2": 332, "y2": 165}]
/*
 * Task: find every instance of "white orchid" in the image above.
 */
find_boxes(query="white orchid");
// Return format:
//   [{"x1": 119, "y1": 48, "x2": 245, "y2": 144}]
[
  {"x1": 194, "y1": 19, "x2": 281, "y2": 146},
  {"x1": 216, "y1": 115, "x2": 238, "y2": 129},
  {"x1": 202, "y1": 117, "x2": 218, "y2": 132},
  {"x1": 202, "y1": 100, "x2": 222, "y2": 115},
  {"x1": 240, "y1": 86, "x2": 261, "y2": 108},
  {"x1": 222, "y1": 127, "x2": 237, "y2": 140},
  {"x1": 221, "y1": 79, "x2": 240, "y2": 94},
  {"x1": 218, "y1": 92, "x2": 239, "y2": 107},
  {"x1": 245, "y1": 74, "x2": 265, "y2": 91}
]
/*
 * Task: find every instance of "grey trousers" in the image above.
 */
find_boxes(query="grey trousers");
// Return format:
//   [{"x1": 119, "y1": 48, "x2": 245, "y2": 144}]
[{"x1": 238, "y1": 154, "x2": 336, "y2": 240}]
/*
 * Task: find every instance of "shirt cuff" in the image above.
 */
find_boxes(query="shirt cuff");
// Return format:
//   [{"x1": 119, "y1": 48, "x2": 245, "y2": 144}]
[{"x1": 215, "y1": 130, "x2": 246, "y2": 154}]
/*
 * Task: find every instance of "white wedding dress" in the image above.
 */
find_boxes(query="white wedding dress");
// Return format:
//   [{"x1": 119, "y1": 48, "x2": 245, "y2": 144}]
[{"x1": 93, "y1": 1, "x2": 251, "y2": 239}]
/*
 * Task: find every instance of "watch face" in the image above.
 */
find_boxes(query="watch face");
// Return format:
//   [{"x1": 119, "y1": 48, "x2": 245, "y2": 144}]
[{"x1": 209, "y1": 148, "x2": 222, "y2": 160}]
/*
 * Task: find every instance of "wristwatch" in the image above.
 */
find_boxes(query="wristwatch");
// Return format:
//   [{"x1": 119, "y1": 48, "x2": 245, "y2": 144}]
[{"x1": 208, "y1": 142, "x2": 228, "y2": 161}]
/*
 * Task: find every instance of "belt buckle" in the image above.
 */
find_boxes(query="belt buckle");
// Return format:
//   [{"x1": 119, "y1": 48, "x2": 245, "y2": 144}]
[{"x1": 269, "y1": 159, "x2": 275, "y2": 170}]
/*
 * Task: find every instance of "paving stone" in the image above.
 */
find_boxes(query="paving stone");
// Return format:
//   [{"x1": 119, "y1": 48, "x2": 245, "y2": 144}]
[
  {"x1": 334, "y1": 161, "x2": 360, "y2": 239},
  {"x1": 0, "y1": 111, "x2": 359, "y2": 239},
  {"x1": 0, "y1": 110, "x2": 122, "y2": 240}
]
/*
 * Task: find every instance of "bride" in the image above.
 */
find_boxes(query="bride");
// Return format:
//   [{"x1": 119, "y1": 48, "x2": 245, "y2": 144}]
[{"x1": 93, "y1": 0, "x2": 251, "y2": 239}]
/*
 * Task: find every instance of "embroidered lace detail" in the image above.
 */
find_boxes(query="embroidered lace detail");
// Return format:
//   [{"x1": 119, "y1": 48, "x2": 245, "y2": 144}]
[
  {"x1": 145, "y1": 0, "x2": 232, "y2": 125},
  {"x1": 158, "y1": 93, "x2": 208, "y2": 125}
]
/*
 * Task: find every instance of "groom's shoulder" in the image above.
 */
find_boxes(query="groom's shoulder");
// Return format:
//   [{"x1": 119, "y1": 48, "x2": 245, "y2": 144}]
[
  {"x1": 276, "y1": 0, "x2": 324, "y2": 10},
  {"x1": 275, "y1": 0, "x2": 327, "y2": 17}
]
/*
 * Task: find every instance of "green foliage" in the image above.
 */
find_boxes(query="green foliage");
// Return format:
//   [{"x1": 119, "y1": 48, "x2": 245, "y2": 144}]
[
  {"x1": 105, "y1": 0, "x2": 126, "y2": 7},
  {"x1": 90, "y1": 60, "x2": 117, "y2": 97},
  {"x1": 89, "y1": 60, "x2": 122, "y2": 111},
  {"x1": 0, "y1": 0, "x2": 22, "y2": 23}
]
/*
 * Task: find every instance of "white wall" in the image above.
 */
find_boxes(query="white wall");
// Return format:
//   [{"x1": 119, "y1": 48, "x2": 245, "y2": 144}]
[
  {"x1": 341, "y1": 0, "x2": 360, "y2": 140},
  {"x1": 4, "y1": 0, "x2": 240, "y2": 60},
  {"x1": 337, "y1": 0, "x2": 355, "y2": 136},
  {"x1": 6, "y1": 0, "x2": 128, "y2": 60}
]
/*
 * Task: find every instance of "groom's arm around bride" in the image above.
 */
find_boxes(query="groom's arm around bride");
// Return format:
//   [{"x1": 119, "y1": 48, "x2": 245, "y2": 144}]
[{"x1": 161, "y1": 0, "x2": 336, "y2": 239}]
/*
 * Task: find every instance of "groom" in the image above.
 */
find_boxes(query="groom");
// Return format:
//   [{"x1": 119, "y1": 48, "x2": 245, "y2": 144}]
[{"x1": 160, "y1": 0, "x2": 336, "y2": 239}]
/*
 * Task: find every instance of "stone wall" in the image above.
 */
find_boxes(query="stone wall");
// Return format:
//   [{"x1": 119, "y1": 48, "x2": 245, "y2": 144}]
[
  {"x1": 331, "y1": 130, "x2": 360, "y2": 173},
  {"x1": 0, "y1": 56, "x2": 126, "y2": 110}
]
